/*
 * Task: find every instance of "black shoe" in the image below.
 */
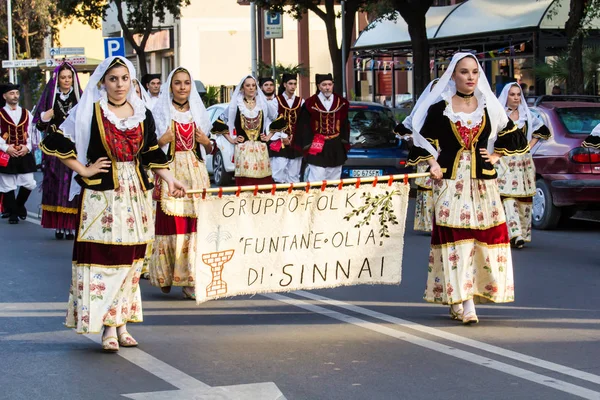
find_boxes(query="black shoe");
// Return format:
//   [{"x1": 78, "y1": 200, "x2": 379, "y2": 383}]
[
  {"x1": 8, "y1": 214, "x2": 18, "y2": 224},
  {"x1": 65, "y1": 232, "x2": 75, "y2": 240},
  {"x1": 55, "y1": 231, "x2": 64, "y2": 239},
  {"x1": 16, "y1": 188, "x2": 31, "y2": 220},
  {"x1": 0, "y1": 212, "x2": 8, "y2": 219}
]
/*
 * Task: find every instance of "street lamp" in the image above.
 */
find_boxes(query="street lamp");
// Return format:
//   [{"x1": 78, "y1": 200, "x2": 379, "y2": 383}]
[{"x1": 7, "y1": 0, "x2": 15, "y2": 83}]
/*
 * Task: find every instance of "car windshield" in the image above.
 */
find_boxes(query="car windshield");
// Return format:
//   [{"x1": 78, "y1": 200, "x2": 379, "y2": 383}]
[
  {"x1": 555, "y1": 108, "x2": 600, "y2": 135},
  {"x1": 348, "y1": 108, "x2": 398, "y2": 148}
]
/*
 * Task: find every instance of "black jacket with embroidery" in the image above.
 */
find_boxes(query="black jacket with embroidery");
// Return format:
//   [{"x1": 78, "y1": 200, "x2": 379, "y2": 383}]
[
  {"x1": 40, "y1": 102, "x2": 169, "y2": 192},
  {"x1": 407, "y1": 100, "x2": 519, "y2": 180}
]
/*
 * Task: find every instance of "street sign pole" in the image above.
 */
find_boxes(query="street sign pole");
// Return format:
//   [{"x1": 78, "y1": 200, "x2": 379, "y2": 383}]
[
  {"x1": 272, "y1": 39, "x2": 276, "y2": 79},
  {"x1": 250, "y1": 1, "x2": 258, "y2": 78},
  {"x1": 7, "y1": 0, "x2": 15, "y2": 83},
  {"x1": 341, "y1": 0, "x2": 347, "y2": 98}
]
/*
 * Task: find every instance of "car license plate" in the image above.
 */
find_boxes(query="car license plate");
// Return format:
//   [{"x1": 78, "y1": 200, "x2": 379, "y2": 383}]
[{"x1": 349, "y1": 169, "x2": 384, "y2": 178}]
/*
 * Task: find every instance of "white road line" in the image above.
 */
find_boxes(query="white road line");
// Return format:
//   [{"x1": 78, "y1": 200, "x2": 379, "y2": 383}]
[
  {"x1": 265, "y1": 293, "x2": 600, "y2": 400},
  {"x1": 292, "y1": 290, "x2": 600, "y2": 387},
  {"x1": 24, "y1": 212, "x2": 41, "y2": 225},
  {"x1": 86, "y1": 334, "x2": 210, "y2": 390}
]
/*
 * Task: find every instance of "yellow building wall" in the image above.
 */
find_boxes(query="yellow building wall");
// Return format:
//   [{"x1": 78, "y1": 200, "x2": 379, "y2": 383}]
[{"x1": 179, "y1": 1, "x2": 337, "y2": 88}]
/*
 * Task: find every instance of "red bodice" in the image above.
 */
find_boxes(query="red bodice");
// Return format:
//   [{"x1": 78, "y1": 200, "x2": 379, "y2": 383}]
[
  {"x1": 101, "y1": 114, "x2": 142, "y2": 162},
  {"x1": 455, "y1": 121, "x2": 481, "y2": 148},
  {"x1": 175, "y1": 121, "x2": 196, "y2": 151}
]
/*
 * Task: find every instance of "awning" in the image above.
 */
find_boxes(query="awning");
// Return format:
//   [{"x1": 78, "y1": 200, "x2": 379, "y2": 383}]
[{"x1": 353, "y1": 0, "x2": 600, "y2": 52}]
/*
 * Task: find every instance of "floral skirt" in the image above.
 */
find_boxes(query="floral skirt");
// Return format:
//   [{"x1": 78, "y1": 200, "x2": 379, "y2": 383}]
[
  {"x1": 156, "y1": 150, "x2": 210, "y2": 218},
  {"x1": 235, "y1": 141, "x2": 272, "y2": 179},
  {"x1": 66, "y1": 162, "x2": 154, "y2": 334},
  {"x1": 150, "y1": 205, "x2": 197, "y2": 288},
  {"x1": 41, "y1": 154, "x2": 79, "y2": 230},
  {"x1": 503, "y1": 197, "x2": 533, "y2": 242},
  {"x1": 495, "y1": 152, "x2": 536, "y2": 197},
  {"x1": 414, "y1": 189, "x2": 433, "y2": 233},
  {"x1": 424, "y1": 152, "x2": 514, "y2": 304}
]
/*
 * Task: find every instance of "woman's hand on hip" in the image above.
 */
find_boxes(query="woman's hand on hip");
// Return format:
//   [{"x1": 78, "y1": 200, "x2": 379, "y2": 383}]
[
  {"x1": 479, "y1": 148, "x2": 501, "y2": 165},
  {"x1": 82, "y1": 157, "x2": 111, "y2": 177}
]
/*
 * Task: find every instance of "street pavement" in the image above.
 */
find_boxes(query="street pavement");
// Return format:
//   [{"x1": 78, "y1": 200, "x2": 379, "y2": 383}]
[{"x1": 0, "y1": 174, "x2": 599, "y2": 400}]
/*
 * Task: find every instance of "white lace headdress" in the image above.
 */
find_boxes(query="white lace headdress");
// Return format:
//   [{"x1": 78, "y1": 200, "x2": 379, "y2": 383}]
[
  {"x1": 410, "y1": 52, "x2": 508, "y2": 157},
  {"x1": 497, "y1": 82, "x2": 543, "y2": 142},
  {"x1": 60, "y1": 56, "x2": 146, "y2": 200}
]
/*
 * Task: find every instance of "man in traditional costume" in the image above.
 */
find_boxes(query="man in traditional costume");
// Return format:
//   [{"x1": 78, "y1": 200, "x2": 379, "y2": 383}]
[
  {"x1": 0, "y1": 83, "x2": 37, "y2": 224},
  {"x1": 259, "y1": 77, "x2": 277, "y2": 101},
  {"x1": 297, "y1": 73, "x2": 350, "y2": 181},
  {"x1": 142, "y1": 73, "x2": 162, "y2": 110},
  {"x1": 269, "y1": 73, "x2": 304, "y2": 183}
]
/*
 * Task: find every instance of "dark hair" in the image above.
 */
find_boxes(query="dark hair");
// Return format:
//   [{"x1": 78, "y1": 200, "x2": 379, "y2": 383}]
[
  {"x1": 101, "y1": 58, "x2": 129, "y2": 82},
  {"x1": 57, "y1": 63, "x2": 74, "y2": 77}
]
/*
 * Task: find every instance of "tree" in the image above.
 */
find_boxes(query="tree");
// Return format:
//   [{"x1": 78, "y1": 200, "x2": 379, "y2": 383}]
[
  {"x1": 255, "y1": 0, "x2": 377, "y2": 94},
  {"x1": 544, "y1": 0, "x2": 600, "y2": 94},
  {"x1": 0, "y1": 0, "x2": 60, "y2": 108},
  {"x1": 58, "y1": 0, "x2": 190, "y2": 77},
  {"x1": 371, "y1": 0, "x2": 434, "y2": 97}
]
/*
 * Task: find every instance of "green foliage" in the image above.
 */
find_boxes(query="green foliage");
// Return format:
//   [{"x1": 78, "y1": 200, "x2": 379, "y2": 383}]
[
  {"x1": 257, "y1": 61, "x2": 308, "y2": 84},
  {"x1": 202, "y1": 85, "x2": 221, "y2": 107},
  {"x1": 535, "y1": 47, "x2": 600, "y2": 91}
]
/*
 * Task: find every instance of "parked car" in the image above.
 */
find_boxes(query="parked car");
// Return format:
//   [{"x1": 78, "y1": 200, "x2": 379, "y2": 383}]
[
  {"x1": 341, "y1": 102, "x2": 412, "y2": 179},
  {"x1": 529, "y1": 96, "x2": 600, "y2": 229},
  {"x1": 205, "y1": 103, "x2": 235, "y2": 186}
]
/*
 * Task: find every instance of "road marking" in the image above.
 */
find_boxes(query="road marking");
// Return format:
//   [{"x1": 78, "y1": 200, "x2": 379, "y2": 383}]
[
  {"x1": 85, "y1": 335, "x2": 286, "y2": 399},
  {"x1": 266, "y1": 293, "x2": 600, "y2": 400},
  {"x1": 292, "y1": 290, "x2": 600, "y2": 386},
  {"x1": 23, "y1": 212, "x2": 40, "y2": 225}
]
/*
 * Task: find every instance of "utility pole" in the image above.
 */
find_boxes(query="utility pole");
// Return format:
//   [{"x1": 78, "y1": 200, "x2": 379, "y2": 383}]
[
  {"x1": 7, "y1": 0, "x2": 16, "y2": 83},
  {"x1": 341, "y1": 0, "x2": 347, "y2": 98},
  {"x1": 250, "y1": 1, "x2": 258, "y2": 77}
]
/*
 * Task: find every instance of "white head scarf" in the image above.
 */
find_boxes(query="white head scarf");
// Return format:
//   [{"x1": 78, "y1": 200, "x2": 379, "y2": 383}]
[
  {"x1": 133, "y1": 78, "x2": 151, "y2": 107},
  {"x1": 152, "y1": 67, "x2": 212, "y2": 157},
  {"x1": 411, "y1": 52, "x2": 508, "y2": 157},
  {"x1": 224, "y1": 75, "x2": 272, "y2": 136},
  {"x1": 590, "y1": 123, "x2": 600, "y2": 138},
  {"x1": 403, "y1": 78, "x2": 439, "y2": 132},
  {"x1": 60, "y1": 56, "x2": 146, "y2": 200},
  {"x1": 497, "y1": 82, "x2": 543, "y2": 142}
]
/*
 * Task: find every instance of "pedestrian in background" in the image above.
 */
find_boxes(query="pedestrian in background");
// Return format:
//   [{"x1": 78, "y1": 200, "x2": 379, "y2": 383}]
[
  {"x1": 34, "y1": 62, "x2": 82, "y2": 239},
  {"x1": 402, "y1": 78, "x2": 439, "y2": 233},
  {"x1": 150, "y1": 67, "x2": 212, "y2": 300},
  {"x1": 408, "y1": 53, "x2": 519, "y2": 324},
  {"x1": 0, "y1": 83, "x2": 37, "y2": 225},
  {"x1": 219, "y1": 75, "x2": 280, "y2": 186},
  {"x1": 40, "y1": 56, "x2": 185, "y2": 352},
  {"x1": 270, "y1": 73, "x2": 304, "y2": 183},
  {"x1": 297, "y1": 73, "x2": 350, "y2": 182},
  {"x1": 496, "y1": 82, "x2": 551, "y2": 248}
]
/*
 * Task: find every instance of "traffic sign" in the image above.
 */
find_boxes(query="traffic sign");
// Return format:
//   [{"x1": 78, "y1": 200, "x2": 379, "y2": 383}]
[
  {"x1": 45, "y1": 57, "x2": 87, "y2": 67},
  {"x1": 49, "y1": 47, "x2": 85, "y2": 57},
  {"x1": 2, "y1": 59, "x2": 38, "y2": 68},
  {"x1": 104, "y1": 37, "x2": 126, "y2": 58},
  {"x1": 264, "y1": 11, "x2": 283, "y2": 39}
]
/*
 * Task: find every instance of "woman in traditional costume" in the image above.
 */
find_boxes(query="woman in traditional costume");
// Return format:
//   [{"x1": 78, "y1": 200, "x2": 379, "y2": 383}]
[
  {"x1": 34, "y1": 63, "x2": 82, "y2": 239},
  {"x1": 582, "y1": 124, "x2": 600, "y2": 149},
  {"x1": 496, "y1": 83, "x2": 551, "y2": 248},
  {"x1": 40, "y1": 56, "x2": 186, "y2": 351},
  {"x1": 408, "y1": 53, "x2": 519, "y2": 324},
  {"x1": 219, "y1": 75, "x2": 280, "y2": 186},
  {"x1": 149, "y1": 67, "x2": 212, "y2": 299},
  {"x1": 400, "y1": 79, "x2": 439, "y2": 233}
]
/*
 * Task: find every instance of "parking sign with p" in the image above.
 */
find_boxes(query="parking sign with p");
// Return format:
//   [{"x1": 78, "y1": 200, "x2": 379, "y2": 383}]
[{"x1": 104, "y1": 37, "x2": 126, "y2": 58}]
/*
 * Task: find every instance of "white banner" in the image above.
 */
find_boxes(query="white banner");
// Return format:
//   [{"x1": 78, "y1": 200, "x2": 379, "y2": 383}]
[{"x1": 194, "y1": 182, "x2": 410, "y2": 303}]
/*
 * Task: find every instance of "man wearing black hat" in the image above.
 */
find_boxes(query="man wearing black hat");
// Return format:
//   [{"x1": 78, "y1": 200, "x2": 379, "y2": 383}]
[
  {"x1": 297, "y1": 73, "x2": 350, "y2": 181},
  {"x1": 0, "y1": 83, "x2": 37, "y2": 224},
  {"x1": 142, "y1": 73, "x2": 161, "y2": 109},
  {"x1": 269, "y1": 73, "x2": 304, "y2": 183}
]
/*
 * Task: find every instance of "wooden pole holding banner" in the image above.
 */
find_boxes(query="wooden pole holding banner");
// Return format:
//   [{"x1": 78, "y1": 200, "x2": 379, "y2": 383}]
[{"x1": 186, "y1": 173, "x2": 430, "y2": 195}]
